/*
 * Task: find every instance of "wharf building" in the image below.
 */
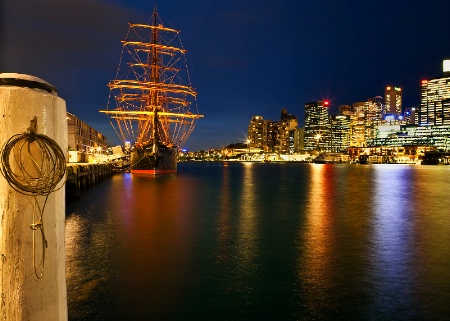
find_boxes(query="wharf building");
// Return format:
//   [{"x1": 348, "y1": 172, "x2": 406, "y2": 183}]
[{"x1": 67, "y1": 112, "x2": 108, "y2": 162}]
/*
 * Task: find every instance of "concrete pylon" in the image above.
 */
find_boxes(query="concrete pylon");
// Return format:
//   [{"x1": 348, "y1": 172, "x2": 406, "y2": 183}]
[{"x1": 0, "y1": 74, "x2": 68, "y2": 320}]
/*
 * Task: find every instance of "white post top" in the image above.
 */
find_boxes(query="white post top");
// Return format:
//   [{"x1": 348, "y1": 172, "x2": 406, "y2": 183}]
[{"x1": 0, "y1": 73, "x2": 57, "y2": 95}]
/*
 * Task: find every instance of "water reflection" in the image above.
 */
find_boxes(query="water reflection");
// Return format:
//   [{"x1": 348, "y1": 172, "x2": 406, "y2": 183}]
[
  {"x1": 297, "y1": 164, "x2": 338, "y2": 318},
  {"x1": 114, "y1": 174, "x2": 201, "y2": 319},
  {"x1": 237, "y1": 163, "x2": 258, "y2": 272},
  {"x1": 370, "y1": 166, "x2": 418, "y2": 317},
  {"x1": 394, "y1": 166, "x2": 450, "y2": 319},
  {"x1": 216, "y1": 162, "x2": 233, "y2": 263},
  {"x1": 65, "y1": 204, "x2": 118, "y2": 320},
  {"x1": 66, "y1": 173, "x2": 203, "y2": 320},
  {"x1": 66, "y1": 163, "x2": 450, "y2": 320}
]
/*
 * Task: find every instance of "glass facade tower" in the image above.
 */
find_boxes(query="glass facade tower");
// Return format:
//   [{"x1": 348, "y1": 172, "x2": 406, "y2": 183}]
[
  {"x1": 304, "y1": 101, "x2": 330, "y2": 151},
  {"x1": 418, "y1": 76, "x2": 450, "y2": 126}
]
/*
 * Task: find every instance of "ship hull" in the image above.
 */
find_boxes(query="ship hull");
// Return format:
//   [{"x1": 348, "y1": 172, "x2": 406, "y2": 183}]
[{"x1": 130, "y1": 145, "x2": 177, "y2": 175}]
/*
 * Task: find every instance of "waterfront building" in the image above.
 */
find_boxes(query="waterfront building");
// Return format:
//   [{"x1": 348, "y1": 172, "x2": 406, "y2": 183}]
[
  {"x1": 368, "y1": 124, "x2": 450, "y2": 151},
  {"x1": 67, "y1": 112, "x2": 108, "y2": 158},
  {"x1": 247, "y1": 109, "x2": 298, "y2": 154},
  {"x1": 329, "y1": 115, "x2": 350, "y2": 153},
  {"x1": 418, "y1": 60, "x2": 450, "y2": 126},
  {"x1": 304, "y1": 100, "x2": 330, "y2": 151},
  {"x1": 248, "y1": 115, "x2": 265, "y2": 148}
]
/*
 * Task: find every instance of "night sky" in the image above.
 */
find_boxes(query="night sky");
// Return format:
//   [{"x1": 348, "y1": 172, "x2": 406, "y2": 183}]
[{"x1": 2, "y1": 0, "x2": 450, "y2": 151}]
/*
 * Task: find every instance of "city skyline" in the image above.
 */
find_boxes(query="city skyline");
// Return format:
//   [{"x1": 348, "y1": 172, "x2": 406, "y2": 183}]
[{"x1": 2, "y1": 0, "x2": 450, "y2": 150}]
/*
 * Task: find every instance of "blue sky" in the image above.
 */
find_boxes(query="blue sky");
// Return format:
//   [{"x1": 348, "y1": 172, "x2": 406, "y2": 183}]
[{"x1": 2, "y1": 0, "x2": 450, "y2": 150}]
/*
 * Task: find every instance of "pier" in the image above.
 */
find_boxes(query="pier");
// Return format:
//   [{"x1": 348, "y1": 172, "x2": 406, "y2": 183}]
[{"x1": 66, "y1": 163, "x2": 114, "y2": 200}]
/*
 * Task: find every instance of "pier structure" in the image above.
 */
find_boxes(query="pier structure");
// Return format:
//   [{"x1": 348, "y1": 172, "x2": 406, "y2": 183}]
[
  {"x1": 66, "y1": 163, "x2": 114, "y2": 199},
  {"x1": 0, "y1": 74, "x2": 68, "y2": 321}
]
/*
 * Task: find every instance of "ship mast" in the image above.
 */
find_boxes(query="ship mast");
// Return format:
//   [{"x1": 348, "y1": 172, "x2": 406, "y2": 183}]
[
  {"x1": 100, "y1": 5, "x2": 203, "y2": 148},
  {"x1": 151, "y1": 6, "x2": 158, "y2": 153}
]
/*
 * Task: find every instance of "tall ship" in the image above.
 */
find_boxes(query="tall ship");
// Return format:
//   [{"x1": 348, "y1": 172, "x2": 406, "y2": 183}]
[{"x1": 100, "y1": 6, "x2": 203, "y2": 175}]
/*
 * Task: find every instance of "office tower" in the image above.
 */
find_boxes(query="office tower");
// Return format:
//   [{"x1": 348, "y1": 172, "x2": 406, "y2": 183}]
[
  {"x1": 418, "y1": 60, "x2": 450, "y2": 126},
  {"x1": 266, "y1": 120, "x2": 279, "y2": 152},
  {"x1": 279, "y1": 108, "x2": 298, "y2": 153},
  {"x1": 330, "y1": 115, "x2": 350, "y2": 153},
  {"x1": 366, "y1": 97, "x2": 383, "y2": 138},
  {"x1": 248, "y1": 116, "x2": 265, "y2": 148},
  {"x1": 385, "y1": 86, "x2": 402, "y2": 116},
  {"x1": 304, "y1": 100, "x2": 330, "y2": 151},
  {"x1": 351, "y1": 97, "x2": 383, "y2": 145},
  {"x1": 351, "y1": 102, "x2": 366, "y2": 146},
  {"x1": 294, "y1": 128, "x2": 305, "y2": 152},
  {"x1": 366, "y1": 96, "x2": 383, "y2": 124}
]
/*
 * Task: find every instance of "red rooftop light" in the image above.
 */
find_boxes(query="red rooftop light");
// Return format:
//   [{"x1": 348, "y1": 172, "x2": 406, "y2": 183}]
[{"x1": 324, "y1": 101, "x2": 329, "y2": 106}]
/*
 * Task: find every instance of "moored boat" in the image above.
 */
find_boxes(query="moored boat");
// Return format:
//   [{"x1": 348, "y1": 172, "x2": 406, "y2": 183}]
[
  {"x1": 100, "y1": 6, "x2": 203, "y2": 175},
  {"x1": 313, "y1": 152, "x2": 350, "y2": 164}
]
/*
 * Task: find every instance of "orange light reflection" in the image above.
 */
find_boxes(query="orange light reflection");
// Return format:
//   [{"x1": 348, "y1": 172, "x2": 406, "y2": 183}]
[{"x1": 297, "y1": 164, "x2": 336, "y2": 314}]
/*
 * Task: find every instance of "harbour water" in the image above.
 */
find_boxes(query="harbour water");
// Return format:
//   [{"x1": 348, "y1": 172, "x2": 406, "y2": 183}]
[{"x1": 65, "y1": 162, "x2": 450, "y2": 321}]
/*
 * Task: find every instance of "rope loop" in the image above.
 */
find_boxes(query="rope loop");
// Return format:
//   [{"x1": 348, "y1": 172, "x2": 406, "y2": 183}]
[{"x1": 0, "y1": 132, "x2": 66, "y2": 195}]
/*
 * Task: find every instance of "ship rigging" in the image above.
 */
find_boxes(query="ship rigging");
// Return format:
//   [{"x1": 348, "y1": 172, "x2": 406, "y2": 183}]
[{"x1": 100, "y1": 6, "x2": 203, "y2": 174}]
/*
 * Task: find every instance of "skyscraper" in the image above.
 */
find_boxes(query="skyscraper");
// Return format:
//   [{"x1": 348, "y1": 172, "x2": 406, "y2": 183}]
[
  {"x1": 330, "y1": 115, "x2": 350, "y2": 153},
  {"x1": 266, "y1": 120, "x2": 279, "y2": 152},
  {"x1": 304, "y1": 100, "x2": 330, "y2": 151},
  {"x1": 418, "y1": 60, "x2": 450, "y2": 126},
  {"x1": 279, "y1": 108, "x2": 298, "y2": 153},
  {"x1": 384, "y1": 86, "x2": 402, "y2": 116},
  {"x1": 351, "y1": 102, "x2": 367, "y2": 147},
  {"x1": 248, "y1": 116, "x2": 265, "y2": 148}
]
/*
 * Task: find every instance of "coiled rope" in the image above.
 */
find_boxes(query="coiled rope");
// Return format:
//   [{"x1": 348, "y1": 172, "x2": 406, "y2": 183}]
[{"x1": 0, "y1": 117, "x2": 66, "y2": 278}]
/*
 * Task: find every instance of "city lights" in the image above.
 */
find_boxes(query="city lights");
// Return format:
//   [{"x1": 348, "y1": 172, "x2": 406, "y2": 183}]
[{"x1": 242, "y1": 60, "x2": 450, "y2": 163}]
